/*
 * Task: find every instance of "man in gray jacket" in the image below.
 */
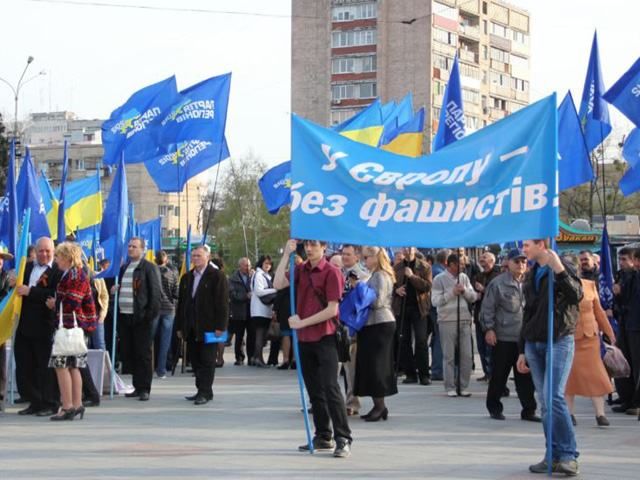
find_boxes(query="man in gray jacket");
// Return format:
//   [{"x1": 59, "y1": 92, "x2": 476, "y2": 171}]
[
  {"x1": 432, "y1": 253, "x2": 477, "y2": 397},
  {"x1": 481, "y1": 249, "x2": 538, "y2": 421}
]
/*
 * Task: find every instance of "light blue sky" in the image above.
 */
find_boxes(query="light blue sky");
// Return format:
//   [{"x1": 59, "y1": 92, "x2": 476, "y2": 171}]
[{"x1": 0, "y1": 0, "x2": 637, "y2": 168}]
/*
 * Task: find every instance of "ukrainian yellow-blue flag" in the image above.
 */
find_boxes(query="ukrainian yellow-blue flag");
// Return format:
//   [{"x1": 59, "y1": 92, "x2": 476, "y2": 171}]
[
  {"x1": 334, "y1": 99, "x2": 384, "y2": 147},
  {"x1": 381, "y1": 108, "x2": 425, "y2": 157},
  {"x1": 0, "y1": 209, "x2": 31, "y2": 345},
  {"x1": 54, "y1": 170, "x2": 103, "y2": 236}
]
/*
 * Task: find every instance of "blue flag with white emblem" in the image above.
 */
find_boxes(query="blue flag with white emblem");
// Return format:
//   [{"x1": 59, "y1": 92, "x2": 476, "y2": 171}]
[
  {"x1": 578, "y1": 32, "x2": 612, "y2": 152},
  {"x1": 598, "y1": 226, "x2": 619, "y2": 336},
  {"x1": 145, "y1": 73, "x2": 232, "y2": 192},
  {"x1": 0, "y1": 141, "x2": 19, "y2": 267},
  {"x1": 603, "y1": 57, "x2": 640, "y2": 128},
  {"x1": 558, "y1": 91, "x2": 593, "y2": 190},
  {"x1": 291, "y1": 94, "x2": 558, "y2": 248},
  {"x1": 102, "y1": 76, "x2": 179, "y2": 165},
  {"x1": 432, "y1": 55, "x2": 465, "y2": 152},
  {"x1": 258, "y1": 161, "x2": 292, "y2": 214},
  {"x1": 16, "y1": 148, "x2": 51, "y2": 241}
]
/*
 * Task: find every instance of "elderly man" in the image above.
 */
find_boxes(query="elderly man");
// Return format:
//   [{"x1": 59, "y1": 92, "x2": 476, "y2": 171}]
[
  {"x1": 177, "y1": 245, "x2": 229, "y2": 405},
  {"x1": 481, "y1": 249, "x2": 538, "y2": 422},
  {"x1": 473, "y1": 252, "x2": 502, "y2": 382},
  {"x1": 432, "y1": 253, "x2": 477, "y2": 397},
  {"x1": 116, "y1": 237, "x2": 162, "y2": 402},
  {"x1": 228, "y1": 257, "x2": 252, "y2": 365},
  {"x1": 14, "y1": 237, "x2": 62, "y2": 416}
]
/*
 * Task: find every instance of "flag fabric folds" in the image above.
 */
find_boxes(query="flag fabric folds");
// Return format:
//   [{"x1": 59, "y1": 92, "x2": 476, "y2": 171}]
[
  {"x1": 102, "y1": 76, "x2": 179, "y2": 165},
  {"x1": 598, "y1": 226, "x2": 619, "y2": 335},
  {"x1": 97, "y1": 156, "x2": 129, "y2": 279},
  {"x1": 380, "y1": 93, "x2": 413, "y2": 144},
  {"x1": 619, "y1": 128, "x2": 640, "y2": 196},
  {"x1": 619, "y1": 162, "x2": 640, "y2": 196},
  {"x1": 145, "y1": 73, "x2": 232, "y2": 192},
  {"x1": 57, "y1": 141, "x2": 69, "y2": 243},
  {"x1": 603, "y1": 57, "x2": 640, "y2": 128},
  {"x1": 558, "y1": 91, "x2": 594, "y2": 190},
  {"x1": 381, "y1": 108, "x2": 425, "y2": 157},
  {"x1": 432, "y1": 55, "x2": 465, "y2": 152},
  {"x1": 53, "y1": 171, "x2": 103, "y2": 236},
  {"x1": 578, "y1": 31, "x2": 612, "y2": 152},
  {"x1": 38, "y1": 172, "x2": 59, "y2": 238},
  {"x1": 16, "y1": 148, "x2": 51, "y2": 240},
  {"x1": 0, "y1": 209, "x2": 31, "y2": 345},
  {"x1": 258, "y1": 161, "x2": 292, "y2": 215},
  {"x1": 0, "y1": 141, "x2": 18, "y2": 268},
  {"x1": 333, "y1": 99, "x2": 384, "y2": 147},
  {"x1": 138, "y1": 217, "x2": 162, "y2": 261}
]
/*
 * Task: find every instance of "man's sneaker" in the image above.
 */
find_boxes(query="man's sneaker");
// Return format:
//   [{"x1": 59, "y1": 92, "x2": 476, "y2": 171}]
[
  {"x1": 555, "y1": 460, "x2": 579, "y2": 476},
  {"x1": 333, "y1": 438, "x2": 351, "y2": 458},
  {"x1": 459, "y1": 391, "x2": 472, "y2": 397},
  {"x1": 447, "y1": 390, "x2": 457, "y2": 397},
  {"x1": 529, "y1": 459, "x2": 556, "y2": 474},
  {"x1": 298, "y1": 437, "x2": 335, "y2": 452}
]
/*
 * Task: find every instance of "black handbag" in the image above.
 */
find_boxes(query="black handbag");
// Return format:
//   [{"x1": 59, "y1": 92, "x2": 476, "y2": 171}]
[
  {"x1": 254, "y1": 272, "x2": 276, "y2": 306},
  {"x1": 304, "y1": 268, "x2": 351, "y2": 362}
]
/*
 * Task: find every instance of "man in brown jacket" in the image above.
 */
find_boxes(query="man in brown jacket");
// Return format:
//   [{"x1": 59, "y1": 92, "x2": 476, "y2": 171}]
[{"x1": 393, "y1": 247, "x2": 433, "y2": 385}]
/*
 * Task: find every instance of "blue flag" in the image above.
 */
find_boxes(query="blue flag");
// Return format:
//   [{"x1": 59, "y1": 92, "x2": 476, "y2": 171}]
[
  {"x1": 102, "y1": 76, "x2": 179, "y2": 165},
  {"x1": 622, "y1": 128, "x2": 640, "y2": 168},
  {"x1": 558, "y1": 91, "x2": 594, "y2": 190},
  {"x1": 97, "y1": 155, "x2": 129, "y2": 279},
  {"x1": 57, "y1": 141, "x2": 69, "y2": 243},
  {"x1": 291, "y1": 94, "x2": 558, "y2": 248},
  {"x1": 16, "y1": 148, "x2": 51, "y2": 240},
  {"x1": 258, "y1": 161, "x2": 292, "y2": 215},
  {"x1": 381, "y1": 101, "x2": 396, "y2": 122},
  {"x1": 598, "y1": 226, "x2": 619, "y2": 336},
  {"x1": 138, "y1": 217, "x2": 162, "y2": 253},
  {"x1": 0, "y1": 141, "x2": 18, "y2": 268},
  {"x1": 432, "y1": 55, "x2": 465, "y2": 152},
  {"x1": 145, "y1": 73, "x2": 232, "y2": 192},
  {"x1": 578, "y1": 31, "x2": 612, "y2": 151},
  {"x1": 379, "y1": 93, "x2": 413, "y2": 144},
  {"x1": 603, "y1": 57, "x2": 640, "y2": 128},
  {"x1": 619, "y1": 163, "x2": 640, "y2": 196}
]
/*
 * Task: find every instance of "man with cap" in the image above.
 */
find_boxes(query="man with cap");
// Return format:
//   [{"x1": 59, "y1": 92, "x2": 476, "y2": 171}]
[
  {"x1": 480, "y1": 249, "x2": 539, "y2": 422},
  {"x1": 0, "y1": 247, "x2": 16, "y2": 410}
]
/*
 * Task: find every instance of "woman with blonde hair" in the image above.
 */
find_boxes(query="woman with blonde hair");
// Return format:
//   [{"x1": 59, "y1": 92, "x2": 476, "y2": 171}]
[
  {"x1": 354, "y1": 246, "x2": 398, "y2": 422},
  {"x1": 46, "y1": 242, "x2": 97, "y2": 421}
]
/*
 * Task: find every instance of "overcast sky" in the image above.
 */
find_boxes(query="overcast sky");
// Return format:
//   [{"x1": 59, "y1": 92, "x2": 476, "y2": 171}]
[{"x1": 0, "y1": 0, "x2": 638, "y2": 168}]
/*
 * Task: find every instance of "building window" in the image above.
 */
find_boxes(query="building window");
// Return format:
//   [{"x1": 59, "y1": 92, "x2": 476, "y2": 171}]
[
  {"x1": 332, "y1": 55, "x2": 377, "y2": 74},
  {"x1": 491, "y1": 97, "x2": 507, "y2": 110},
  {"x1": 331, "y1": 82, "x2": 377, "y2": 101},
  {"x1": 510, "y1": 54, "x2": 529, "y2": 71},
  {"x1": 465, "y1": 116, "x2": 479, "y2": 131},
  {"x1": 332, "y1": 2, "x2": 377, "y2": 22},
  {"x1": 462, "y1": 89, "x2": 480, "y2": 105},
  {"x1": 458, "y1": 62, "x2": 480, "y2": 80},
  {"x1": 174, "y1": 206, "x2": 180, "y2": 217},
  {"x1": 490, "y1": 47, "x2": 509, "y2": 63},
  {"x1": 74, "y1": 159, "x2": 85, "y2": 170},
  {"x1": 330, "y1": 109, "x2": 359, "y2": 126},
  {"x1": 482, "y1": 20, "x2": 488, "y2": 34},
  {"x1": 433, "y1": 53, "x2": 452, "y2": 71},
  {"x1": 490, "y1": 22, "x2": 508, "y2": 38},
  {"x1": 433, "y1": 28, "x2": 457, "y2": 46},
  {"x1": 158, "y1": 205, "x2": 168, "y2": 216},
  {"x1": 331, "y1": 29, "x2": 377, "y2": 48},
  {"x1": 482, "y1": 45, "x2": 488, "y2": 60},
  {"x1": 512, "y1": 29, "x2": 529, "y2": 45},
  {"x1": 433, "y1": 1, "x2": 458, "y2": 21},
  {"x1": 512, "y1": 77, "x2": 529, "y2": 92},
  {"x1": 490, "y1": 71, "x2": 510, "y2": 87},
  {"x1": 482, "y1": 1, "x2": 488, "y2": 14}
]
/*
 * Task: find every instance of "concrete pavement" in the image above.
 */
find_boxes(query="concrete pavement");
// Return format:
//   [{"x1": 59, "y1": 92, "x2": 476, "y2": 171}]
[{"x1": 1, "y1": 351, "x2": 639, "y2": 479}]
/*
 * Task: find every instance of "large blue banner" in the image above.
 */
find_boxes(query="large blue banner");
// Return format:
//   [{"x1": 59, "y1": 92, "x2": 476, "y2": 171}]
[{"x1": 291, "y1": 94, "x2": 558, "y2": 248}]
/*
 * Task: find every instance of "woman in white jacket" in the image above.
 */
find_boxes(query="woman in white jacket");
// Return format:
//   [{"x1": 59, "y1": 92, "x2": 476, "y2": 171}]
[{"x1": 250, "y1": 255, "x2": 277, "y2": 367}]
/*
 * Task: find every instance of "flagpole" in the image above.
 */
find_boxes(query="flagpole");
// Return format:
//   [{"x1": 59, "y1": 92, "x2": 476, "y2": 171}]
[
  {"x1": 109, "y1": 276, "x2": 120, "y2": 399},
  {"x1": 545, "y1": 266, "x2": 555, "y2": 476},
  {"x1": 289, "y1": 253, "x2": 314, "y2": 454},
  {"x1": 202, "y1": 153, "x2": 223, "y2": 244}
]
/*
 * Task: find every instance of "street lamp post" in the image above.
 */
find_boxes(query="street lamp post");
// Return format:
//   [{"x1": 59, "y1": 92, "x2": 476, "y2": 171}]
[{"x1": 0, "y1": 55, "x2": 46, "y2": 142}]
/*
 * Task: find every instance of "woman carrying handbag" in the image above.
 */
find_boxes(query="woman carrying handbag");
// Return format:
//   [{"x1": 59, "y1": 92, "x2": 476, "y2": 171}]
[{"x1": 46, "y1": 242, "x2": 97, "y2": 421}]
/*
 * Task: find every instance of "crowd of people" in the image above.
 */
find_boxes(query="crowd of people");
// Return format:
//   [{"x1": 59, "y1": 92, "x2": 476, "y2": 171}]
[{"x1": 2, "y1": 234, "x2": 640, "y2": 473}]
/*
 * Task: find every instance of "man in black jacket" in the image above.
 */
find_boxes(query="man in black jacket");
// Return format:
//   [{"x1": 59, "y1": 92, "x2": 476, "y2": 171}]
[
  {"x1": 176, "y1": 245, "x2": 229, "y2": 405},
  {"x1": 228, "y1": 257, "x2": 252, "y2": 365},
  {"x1": 116, "y1": 237, "x2": 161, "y2": 401},
  {"x1": 517, "y1": 239, "x2": 583, "y2": 476},
  {"x1": 14, "y1": 237, "x2": 62, "y2": 416}
]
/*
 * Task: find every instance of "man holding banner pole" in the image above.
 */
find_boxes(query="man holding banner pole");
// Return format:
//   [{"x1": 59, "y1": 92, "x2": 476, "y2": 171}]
[
  {"x1": 274, "y1": 239, "x2": 352, "y2": 458},
  {"x1": 517, "y1": 239, "x2": 582, "y2": 476}
]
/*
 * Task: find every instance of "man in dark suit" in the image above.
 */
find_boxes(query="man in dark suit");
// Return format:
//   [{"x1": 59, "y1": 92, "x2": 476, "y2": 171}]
[
  {"x1": 176, "y1": 245, "x2": 229, "y2": 405},
  {"x1": 14, "y1": 237, "x2": 62, "y2": 416},
  {"x1": 115, "y1": 237, "x2": 161, "y2": 402},
  {"x1": 228, "y1": 257, "x2": 251, "y2": 365}
]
